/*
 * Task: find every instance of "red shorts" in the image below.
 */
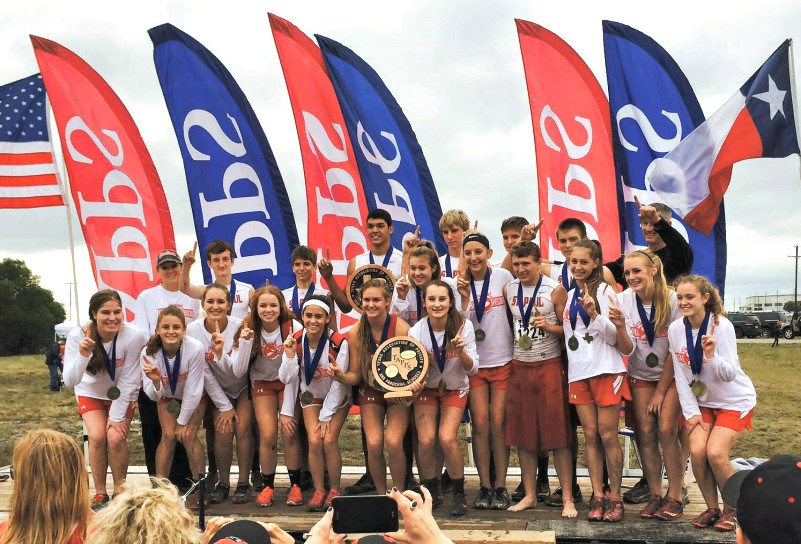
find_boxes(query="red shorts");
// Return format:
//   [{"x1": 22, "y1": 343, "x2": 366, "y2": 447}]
[
  {"x1": 569, "y1": 373, "x2": 632, "y2": 407},
  {"x1": 468, "y1": 364, "x2": 511, "y2": 390},
  {"x1": 251, "y1": 379, "x2": 286, "y2": 403},
  {"x1": 77, "y1": 396, "x2": 135, "y2": 420},
  {"x1": 506, "y1": 358, "x2": 572, "y2": 452},
  {"x1": 358, "y1": 384, "x2": 387, "y2": 407},
  {"x1": 414, "y1": 388, "x2": 469, "y2": 409},
  {"x1": 700, "y1": 407, "x2": 754, "y2": 432}
]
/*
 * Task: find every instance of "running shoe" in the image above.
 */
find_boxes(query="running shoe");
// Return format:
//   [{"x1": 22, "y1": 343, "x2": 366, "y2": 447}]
[
  {"x1": 287, "y1": 484, "x2": 304, "y2": 506},
  {"x1": 231, "y1": 483, "x2": 253, "y2": 504},
  {"x1": 255, "y1": 486, "x2": 274, "y2": 507},
  {"x1": 90, "y1": 493, "x2": 109, "y2": 511},
  {"x1": 307, "y1": 489, "x2": 326, "y2": 512},
  {"x1": 472, "y1": 486, "x2": 492, "y2": 509}
]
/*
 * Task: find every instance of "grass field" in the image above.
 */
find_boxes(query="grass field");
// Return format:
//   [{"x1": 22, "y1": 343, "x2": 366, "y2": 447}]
[{"x1": 1, "y1": 343, "x2": 798, "y2": 467}]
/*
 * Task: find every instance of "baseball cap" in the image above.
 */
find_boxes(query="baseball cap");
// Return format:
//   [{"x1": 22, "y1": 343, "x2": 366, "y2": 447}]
[
  {"x1": 156, "y1": 249, "x2": 182, "y2": 268},
  {"x1": 721, "y1": 454, "x2": 801, "y2": 544},
  {"x1": 208, "y1": 520, "x2": 271, "y2": 544}
]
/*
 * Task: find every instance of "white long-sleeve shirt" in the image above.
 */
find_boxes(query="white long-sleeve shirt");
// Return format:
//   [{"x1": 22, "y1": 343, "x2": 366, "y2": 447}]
[
  {"x1": 408, "y1": 317, "x2": 478, "y2": 391},
  {"x1": 618, "y1": 289, "x2": 681, "y2": 381},
  {"x1": 279, "y1": 331, "x2": 351, "y2": 422},
  {"x1": 141, "y1": 336, "x2": 206, "y2": 426},
  {"x1": 134, "y1": 284, "x2": 200, "y2": 334},
  {"x1": 390, "y1": 277, "x2": 460, "y2": 325},
  {"x1": 64, "y1": 323, "x2": 148, "y2": 422},
  {"x1": 563, "y1": 283, "x2": 630, "y2": 383},
  {"x1": 668, "y1": 315, "x2": 757, "y2": 421},
  {"x1": 186, "y1": 318, "x2": 242, "y2": 411},
  {"x1": 464, "y1": 267, "x2": 514, "y2": 368}
]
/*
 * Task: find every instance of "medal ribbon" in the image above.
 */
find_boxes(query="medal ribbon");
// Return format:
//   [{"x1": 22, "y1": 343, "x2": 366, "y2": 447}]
[
  {"x1": 469, "y1": 268, "x2": 492, "y2": 324},
  {"x1": 369, "y1": 251, "x2": 392, "y2": 269},
  {"x1": 163, "y1": 346, "x2": 182, "y2": 396},
  {"x1": 226, "y1": 280, "x2": 237, "y2": 316},
  {"x1": 427, "y1": 319, "x2": 449, "y2": 374},
  {"x1": 517, "y1": 276, "x2": 542, "y2": 334},
  {"x1": 569, "y1": 289, "x2": 591, "y2": 332},
  {"x1": 635, "y1": 295, "x2": 656, "y2": 347},
  {"x1": 369, "y1": 315, "x2": 392, "y2": 353},
  {"x1": 414, "y1": 286, "x2": 423, "y2": 320},
  {"x1": 303, "y1": 331, "x2": 328, "y2": 386},
  {"x1": 445, "y1": 256, "x2": 453, "y2": 277},
  {"x1": 684, "y1": 311, "x2": 710, "y2": 376},
  {"x1": 293, "y1": 282, "x2": 315, "y2": 313},
  {"x1": 560, "y1": 264, "x2": 577, "y2": 291},
  {"x1": 102, "y1": 334, "x2": 118, "y2": 382}
]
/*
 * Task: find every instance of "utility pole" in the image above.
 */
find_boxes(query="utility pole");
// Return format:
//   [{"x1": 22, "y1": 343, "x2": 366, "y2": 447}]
[{"x1": 790, "y1": 245, "x2": 799, "y2": 312}]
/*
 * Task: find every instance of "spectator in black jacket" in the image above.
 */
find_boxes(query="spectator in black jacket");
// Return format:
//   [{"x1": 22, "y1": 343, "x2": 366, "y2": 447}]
[{"x1": 45, "y1": 339, "x2": 64, "y2": 392}]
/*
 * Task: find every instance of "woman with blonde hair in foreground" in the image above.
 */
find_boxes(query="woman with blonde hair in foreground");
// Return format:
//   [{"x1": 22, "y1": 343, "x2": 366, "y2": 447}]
[{"x1": 0, "y1": 429, "x2": 91, "y2": 544}]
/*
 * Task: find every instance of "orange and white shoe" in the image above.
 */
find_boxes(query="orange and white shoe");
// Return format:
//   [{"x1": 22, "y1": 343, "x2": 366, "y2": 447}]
[
  {"x1": 308, "y1": 489, "x2": 327, "y2": 512},
  {"x1": 324, "y1": 488, "x2": 341, "y2": 508},
  {"x1": 287, "y1": 484, "x2": 304, "y2": 506},
  {"x1": 90, "y1": 493, "x2": 109, "y2": 511},
  {"x1": 255, "y1": 486, "x2": 275, "y2": 507}
]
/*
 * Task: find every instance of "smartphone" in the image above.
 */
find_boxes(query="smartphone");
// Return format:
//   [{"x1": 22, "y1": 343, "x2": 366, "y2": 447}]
[{"x1": 332, "y1": 495, "x2": 399, "y2": 534}]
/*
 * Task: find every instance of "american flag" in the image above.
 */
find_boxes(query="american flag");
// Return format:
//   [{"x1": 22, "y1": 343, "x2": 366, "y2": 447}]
[{"x1": 0, "y1": 73, "x2": 62, "y2": 208}]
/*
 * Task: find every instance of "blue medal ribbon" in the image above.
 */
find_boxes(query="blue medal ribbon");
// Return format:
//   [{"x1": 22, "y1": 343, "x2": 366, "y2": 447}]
[
  {"x1": 635, "y1": 295, "x2": 656, "y2": 347},
  {"x1": 293, "y1": 282, "x2": 315, "y2": 314},
  {"x1": 517, "y1": 276, "x2": 542, "y2": 333},
  {"x1": 369, "y1": 315, "x2": 392, "y2": 353},
  {"x1": 163, "y1": 346, "x2": 182, "y2": 396},
  {"x1": 414, "y1": 286, "x2": 423, "y2": 321},
  {"x1": 560, "y1": 264, "x2": 577, "y2": 292},
  {"x1": 444, "y1": 255, "x2": 452, "y2": 277},
  {"x1": 684, "y1": 311, "x2": 710, "y2": 376},
  {"x1": 427, "y1": 318, "x2": 448, "y2": 374},
  {"x1": 102, "y1": 335, "x2": 118, "y2": 381},
  {"x1": 369, "y1": 251, "x2": 392, "y2": 269},
  {"x1": 470, "y1": 268, "x2": 492, "y2": 324},
  {"x1": 569, "y1": 289, "x2": 591, "y2": 331},
  {"x1": 303, "y1": 331, "x2": 328, "y2": 386},
  {"x1": 226, "y1": 280, "x2": 237, "y2": 316}
]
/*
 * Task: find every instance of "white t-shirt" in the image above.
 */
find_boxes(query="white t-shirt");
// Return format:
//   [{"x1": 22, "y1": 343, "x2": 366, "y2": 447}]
[
  {"x1": 464, "y1": 266, "x2": 514, "y2": 368},
  {"x1": 505, "y1": 275, "x2": 563, "y2": 362},
  {"x1": 618, "y1": 289, "x2": 681, "y2": 381},
  {"x1": 354, "y1": 248, "x2": 403, "y2": 279},
  {"x1": 408, "y1": 317, "x2": 478, "y2": 391},
  {"x1": 562, "y1": 283, "x2": 629, "y2": 383},
  {"x1": 282, "y1": 284, "x2": 331, "y2": 316},
  {"x1": 64, "y1": 323, "x2": 148, "y2": 422},
  {"x1": 223, "y1": 279, "x2": 254, "y2": 321},
  {"x1": 134, "y1": 284, "x2": 200, "y2": 335},
  {"x1": 549, "y1": 262, "x2": 576, "y2": 293},
  {"x1": 391, "y1": 276, "x2": 459, "y2": 326},
  {"x1": 186, "y1": 317, "x2": 244, "y2": 404},
  {"x1": 439, "y1": 254, "x2": 460, "y2": 279},
  {"x1": 668, "y1": 315, "x2": 757, "y2": 421}
]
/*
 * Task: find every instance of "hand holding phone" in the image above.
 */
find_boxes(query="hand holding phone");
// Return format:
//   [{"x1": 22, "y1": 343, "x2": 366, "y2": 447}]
[{"x1": 331, "y1": 495, "x2": 398, "y2": 534}]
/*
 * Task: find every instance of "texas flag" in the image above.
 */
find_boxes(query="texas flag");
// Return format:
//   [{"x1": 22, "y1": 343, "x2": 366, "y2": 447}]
[{"x1": 648, "y1": 40, "x2": 799, "y2": 234}]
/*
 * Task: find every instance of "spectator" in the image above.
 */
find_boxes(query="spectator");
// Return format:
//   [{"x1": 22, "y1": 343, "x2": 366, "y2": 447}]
[
  {"x1": 721, "y1": 454, "x2": 801, "y2": 544},
  {"x1": 0, "y1": 429, "x2": 92, "y2": 544},
  {"x1": 772, "y1": 325, "x2": 780, "y2": 348},
  {"x1": 45, "y1": 339, "x2": 64, "y2": 392}
]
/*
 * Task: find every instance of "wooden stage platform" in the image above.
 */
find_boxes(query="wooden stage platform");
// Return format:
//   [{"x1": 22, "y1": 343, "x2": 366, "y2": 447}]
[{"x1": 0, "y1": 468, "x2": 736, "y2": 543}]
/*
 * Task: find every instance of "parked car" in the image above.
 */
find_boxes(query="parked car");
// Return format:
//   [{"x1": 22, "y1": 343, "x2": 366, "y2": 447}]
[
  {"x1": 728, "y1": 313, "x2": 762, "y2": 339},
  {"x1": 782, "y1": 310, "x2": 800, "y2": 339},
  {"x1": 753, "y1": 311, "x2": 792, "y2": 338}
]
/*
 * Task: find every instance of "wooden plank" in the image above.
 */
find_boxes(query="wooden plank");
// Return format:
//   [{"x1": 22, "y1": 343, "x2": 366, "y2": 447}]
[
  {"x1": 444, "y1": 530, "x2": 555, "y2": 544},
  {"x1": 526, "y1": 519, "x2": 736, "y2": 543}
]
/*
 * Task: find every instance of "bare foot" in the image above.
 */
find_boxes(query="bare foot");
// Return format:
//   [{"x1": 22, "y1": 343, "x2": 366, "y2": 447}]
[
  {"x1": 508, "y1": 495, "x2": 537, "y2": 512},
  {"x1": 561, "y1": 498, "x2": 578, "y2": 518}
]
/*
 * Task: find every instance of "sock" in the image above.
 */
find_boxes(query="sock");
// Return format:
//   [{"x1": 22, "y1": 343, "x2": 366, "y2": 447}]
[
  {"x1": 537, "y1": 455, "x2": 549, "y2": 483},
  {"x1": 452, "y1": 477, "x2": 465, "y2": 495},
  {"x1": 288, "y1": 469, "x2": 302, "y2": 487},
  {"x1": 262, "y1": 473, "x2": 275, "y2": 489}
]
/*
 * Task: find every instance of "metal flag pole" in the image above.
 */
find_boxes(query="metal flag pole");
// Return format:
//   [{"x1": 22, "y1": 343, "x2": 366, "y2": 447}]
[
  {"x1": 45, "y1": 97, "x2": 81, "y2": 325},
  {"x1": 787, "y1": 39, "x2": 801, "y2": 179}
]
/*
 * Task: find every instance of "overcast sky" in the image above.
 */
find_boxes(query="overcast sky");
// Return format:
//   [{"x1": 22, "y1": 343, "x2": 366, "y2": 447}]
[{"x1": 1, "y1": 0, "x2": 800, "y2": 321}]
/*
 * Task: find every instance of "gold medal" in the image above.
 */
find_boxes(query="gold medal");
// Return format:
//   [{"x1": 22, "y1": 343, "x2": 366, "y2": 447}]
[
  {"x1": 301, "y1": 390, "x2": 314, "y2": 406},
  {"x1": 690, "y1": 379, "x2": 707, "y2": 397},
  {"x1": 645, "y1": 353, "x2": 659, "y2": 368},
  {"x1": 568, "y1": 335, "x2": 579, "y2": 351},
  {"x1": 167, "y1": 399, "x2": 181, "y2": 415},
  {"x1": 475, "y1": 328, "x2": 486, "y2": 342},
  {"x1": 438, "y1": 380, "x2": 447, "y2": 394},
  {"x1": 107, "y1": 386, "x2": 121, "y2": 400},
  {"x1": 518, "y1": 334, "x2": 533, "y2": 350}
]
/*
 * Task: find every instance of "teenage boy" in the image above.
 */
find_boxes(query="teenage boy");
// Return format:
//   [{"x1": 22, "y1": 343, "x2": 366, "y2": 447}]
[
  {"x1": 438, "y1": 210, "x2": 470, "y2": 279},
  {"x1": 504, "y1": 241, "x2": 576, "y2": 517},
  {"x1": 283, "y1": 245, "x2": 352, "y2": 318},
  {"x1": 181, "y1": 240, "x2": 256, "y2": 320},
  {"x1": 134, "y1": 249, "x2": 200, "y2": 486}
]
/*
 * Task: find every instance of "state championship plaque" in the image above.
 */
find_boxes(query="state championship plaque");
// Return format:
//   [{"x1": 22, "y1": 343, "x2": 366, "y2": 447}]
[
  {"x1": 346, "y1": 264, "x2": 396, "y2": 313},
  {"x1": 371, "y1": 336, "x2": 428, "y2": 399}
]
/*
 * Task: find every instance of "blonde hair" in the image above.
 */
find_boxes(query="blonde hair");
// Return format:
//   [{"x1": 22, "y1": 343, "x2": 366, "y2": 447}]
[
  {"x1": 356, "y1": 278, "x2": 393, "y2": 382},
  {"x1": 623, "y1": 249, "x2": 672, "y2": 333},
  {"x1": 675, "y1": 274, "x2": 726, "y2": 325},
  {"x1": 438, "y1": 209, "x2": 470, "y2": 231},
  {"x1": 0, "y1": 429, "x2": 90, "y2": 544},
  {"x1": 85, "y1": 479, "x2": 200, "y2": 544}
]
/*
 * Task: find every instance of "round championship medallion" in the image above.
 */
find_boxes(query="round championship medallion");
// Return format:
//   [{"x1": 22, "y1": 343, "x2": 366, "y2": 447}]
[
  {"x1": 346, "y1": 265, "x2": 396, "y2": 313},
  {"x1": 371, "y1": 336, "x2": 428, "y2": 399},
  {"x1": 167, "y1": 399, "x2": 181, "y2": 415},
  {"x1": 690, "y1": 379, "x2": 707, "y2": 397},
  {"x1": 518, "y1": 334, "x2": 533, "y2": 350},
  {"x1": 645, "y1": 353, "x2": 659, "y2": 368},
  {"x1": 568, "y1": 335, "x2": 579, "y2": 351},
  {"x1": 107, "y1": 386, "x2": 121, "y2": 400},
  {"x1": 300, "y1": 390, "x2": 315, "y2": 407},
  {"x1": 475, "y1": 328, "x2": 486, "y2": 342}
]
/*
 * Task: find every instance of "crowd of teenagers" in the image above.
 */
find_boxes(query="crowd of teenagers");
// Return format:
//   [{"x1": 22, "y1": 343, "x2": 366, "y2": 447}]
[{"x1": 54, "y1": 203, "x2": 760, "y2": 532}]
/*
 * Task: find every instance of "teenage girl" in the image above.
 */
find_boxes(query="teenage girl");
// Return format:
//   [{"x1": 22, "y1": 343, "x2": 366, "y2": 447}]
[
  {"x1": 562, "y1": 239, "x2": 633, "y2": 522},
  {"x1": 280, "y1": 295, "x2": 351, "y2": 511},
  {"x1": 668, "y1": 275, "x2": 756, "y2": 532},
  {"x1": 64, "y1": 289, "x2": 147, "y2": 510}
]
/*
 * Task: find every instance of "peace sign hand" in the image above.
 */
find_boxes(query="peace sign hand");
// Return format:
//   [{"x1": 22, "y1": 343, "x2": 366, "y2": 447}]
[
  {"x1": 283, "y1": 336, "x2": 297, "y2": 359},
  {"x1": 701, "y1": 321, "x2": 717, "y2": 359},
  {"x1": 607, "y1": 295, "x2": 625, "y2": 327},
  {"x1": 79, "y1": 323, "x2": 96, "y2": 357},
  {"x1": 521, "y1": 220, "x2": 544, "y2": 241},
  {"x1": 211, "y1": 320, "x2": 225, "y2": 360}
]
